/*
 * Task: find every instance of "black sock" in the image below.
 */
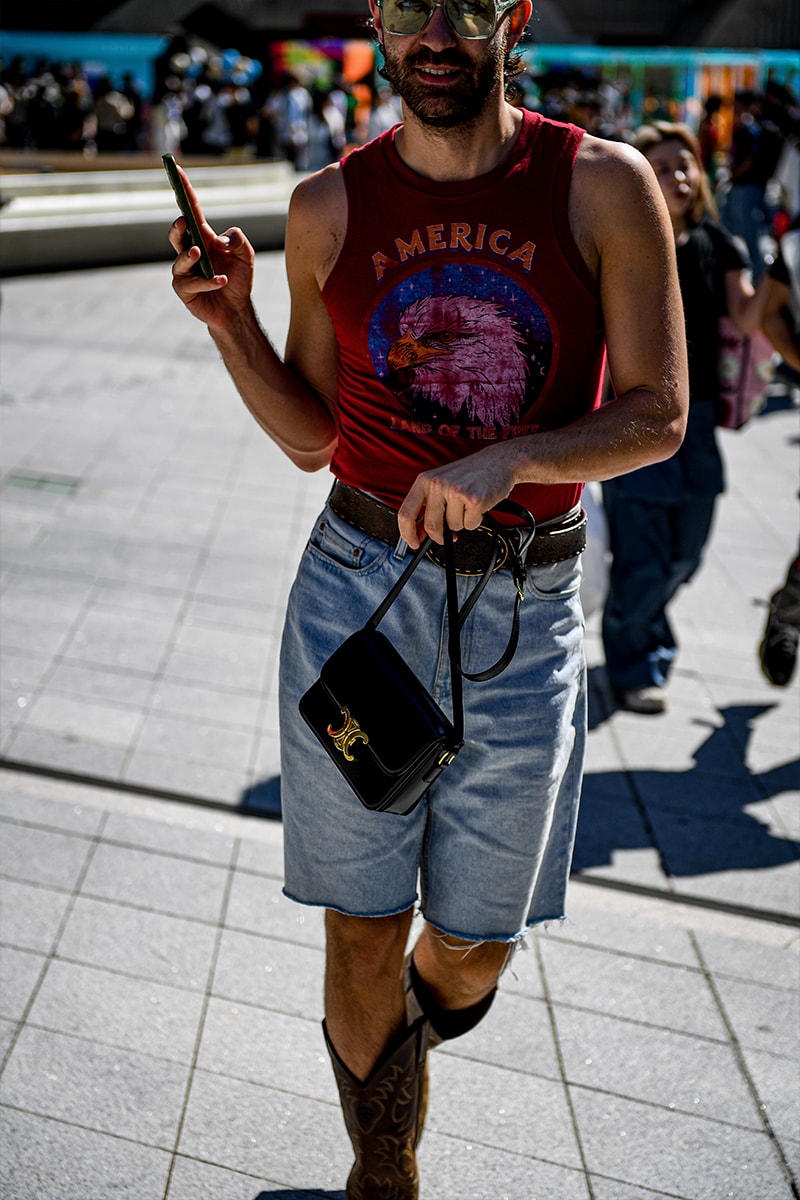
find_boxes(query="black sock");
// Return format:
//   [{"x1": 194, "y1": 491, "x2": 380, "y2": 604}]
[{"x1": 410, "y1": 956, "x2": 496, "y2": 1041}]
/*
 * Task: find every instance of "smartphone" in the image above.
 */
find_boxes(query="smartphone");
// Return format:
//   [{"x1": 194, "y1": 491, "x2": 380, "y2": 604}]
[{"x1": 162, "y1": 153, "x2": 216, "y2": 279}]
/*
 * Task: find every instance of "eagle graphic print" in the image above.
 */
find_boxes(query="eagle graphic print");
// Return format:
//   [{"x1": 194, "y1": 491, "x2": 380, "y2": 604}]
[{"x1": 368, "y1": 263, "x2": 554, "y2": 433}]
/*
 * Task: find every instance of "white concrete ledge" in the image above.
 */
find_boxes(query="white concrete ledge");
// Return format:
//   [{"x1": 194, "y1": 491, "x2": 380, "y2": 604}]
[{"x1": 0, "y1": 160, "x2": 297, "y2": 274}]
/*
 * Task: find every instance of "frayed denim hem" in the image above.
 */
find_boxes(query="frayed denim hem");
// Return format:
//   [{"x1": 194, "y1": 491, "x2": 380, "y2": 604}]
[
  {"x1": 282, "y1": 888, "x2": 568, "y2": 944},
  {"x1": 411, "y1": 912, "x2": 568, "y2": 947},
  {"x1": 282, "y1": 885, "x2": 418, "y2": 921}
]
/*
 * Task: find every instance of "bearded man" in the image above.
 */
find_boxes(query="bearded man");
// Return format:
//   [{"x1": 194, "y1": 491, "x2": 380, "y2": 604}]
[{"x1": 168, "y1": 1, "x2": 688, "y2": 1194}]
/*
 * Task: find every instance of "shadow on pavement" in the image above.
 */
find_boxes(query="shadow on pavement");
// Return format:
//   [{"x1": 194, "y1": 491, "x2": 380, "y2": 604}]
[
  {"x1": 240, "y1": 775, "x2": 282, "y2": 819},
  {"x1": 577, "y1": 687, "x2": 800, "y2": 880}
]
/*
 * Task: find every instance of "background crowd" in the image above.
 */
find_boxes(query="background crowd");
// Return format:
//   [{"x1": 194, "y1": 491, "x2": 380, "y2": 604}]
[
  {"x1": 0, "y1": 50, "x2": 401, "y2": 167},
  {"x1": 2, "y1": 46, "x2": 798, "y2": 259},
  {"x1": 0, "y1": 48, "x2": 796, "y2": 186}
]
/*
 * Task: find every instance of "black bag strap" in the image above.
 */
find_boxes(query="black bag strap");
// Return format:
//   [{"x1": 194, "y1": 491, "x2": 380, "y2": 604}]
[
  {"x1": 452, "y1": 501, "x2": 534, "y2": 684},
  {"x1": 365, "y1": 501, "x2": 536, "y2": 742},
  {"x1": 442, "y1": 521, "x2": 465, "y2": 742}
]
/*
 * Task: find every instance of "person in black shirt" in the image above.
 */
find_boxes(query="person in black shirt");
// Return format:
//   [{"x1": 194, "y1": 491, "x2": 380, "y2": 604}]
[{"x1": 602, "y1": 121, "x2": 770, "y2": 713}]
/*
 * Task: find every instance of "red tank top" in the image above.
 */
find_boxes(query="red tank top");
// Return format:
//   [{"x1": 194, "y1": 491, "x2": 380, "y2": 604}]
[{"x1": 324, "y1": 110, "x2": 606, "y2": 523}]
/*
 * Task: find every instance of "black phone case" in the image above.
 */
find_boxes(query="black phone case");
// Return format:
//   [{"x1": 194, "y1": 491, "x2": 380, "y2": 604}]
[{"x1": 162, "y1": 154, "x2": 215, "y2": 279}]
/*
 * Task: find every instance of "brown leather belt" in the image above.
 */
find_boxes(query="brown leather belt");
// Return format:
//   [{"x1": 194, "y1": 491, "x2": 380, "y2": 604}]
[{"x1": 328, "y1": 481, "x2": 586, "y2": 575}]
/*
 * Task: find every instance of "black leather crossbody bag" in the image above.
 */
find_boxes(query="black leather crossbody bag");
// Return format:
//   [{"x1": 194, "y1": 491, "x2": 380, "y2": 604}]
[{"x1": 298, "y1": 501, "x2": 535, "y2": 816}]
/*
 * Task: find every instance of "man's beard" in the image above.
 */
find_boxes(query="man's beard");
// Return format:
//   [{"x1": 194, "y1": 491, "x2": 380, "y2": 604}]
[{"x1": 378, "y1": 40, "x2": 506, "y2": 129}]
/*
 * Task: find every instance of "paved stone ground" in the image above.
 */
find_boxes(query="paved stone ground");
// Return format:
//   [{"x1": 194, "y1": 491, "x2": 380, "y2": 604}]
[{"x1": 0, "y1": 254, "x2": 798, "y2": 1199}]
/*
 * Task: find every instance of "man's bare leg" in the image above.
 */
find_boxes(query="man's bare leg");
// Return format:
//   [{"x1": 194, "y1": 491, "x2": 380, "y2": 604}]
[
  {"x1": 323, "y1": 908, "x2": 425, "y2": 1199},
  {"x1": 324, "y1": 912, "x2": 512, "y2": 1073},
  {"x1": 323, "y1": 913, "x2": 513, "y2": 1198},
  {"x1": 324, "y1": 908, "x2": 415, "y2": 1080}
]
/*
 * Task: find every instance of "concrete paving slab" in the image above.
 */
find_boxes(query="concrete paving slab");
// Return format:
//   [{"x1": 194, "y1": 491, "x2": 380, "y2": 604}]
[
  {"x1": 196, "y1": 1002, "x2": 333, "y2": 1098},
  {"x1": 80, "y1": 840, "x2": 231, "y2": 921},
  {"x1": 100, "y1": 806, "x2": 238, "y2": 862},
  {"x1": 0, "y1": 1024, "x2": 190, "y2": 1145},
  {"x1": 0, "y1": 946, "x2": 47, "y2": 1021},
  {"x1": 26, "y1": 958, "x2": 205, "y2": 1064},
  {"x1": 553, "y1": 891, "x2": 698, "y2": 965},
  {"x1": 4, "y1": 728, "x2": 131, "y2": 779},
  {"x1": 0, "y1": 879, "x2": 72, "y2": 954},
  {"x1": 0, "y1": 1107, "x2": 173, "y2": 1200},
  {"x1": 428, "y1": 1052, "x2": 583, "y2": 1166},
  {"x1": 438, "y1": 990, "x2": 560, "y2": 1079},
  {"x1": 176, "y1": 1069, "x2": 352, "y2": 1186},
  {"x1": 0, "y1": 785, "x2": 105, "y2": 834},
  {"x1": 44, "y1": 660, "x2": 155, "y2": 710},
  {"x1": 670, "y1": 857, "x2": 800, "y2": 915},
  {"x1": 235, "y1": 833, "x2": 286, "y2": 878},
  {"x1": 55, "y1": 895, "x2": 219, "y2": 990},
  {"x1": 538, "y1": 935, "x2": 729, "y2": 1039},
  {"x1": 22, "y1": 690, "x2": 143, "y2": 747},
  {"x1": 572, "y1": 1088, "x2": 789, "y2": 1200},
  {"x1": 65, "y1": 606, "x2": 176, "y2": 670},
  {"x1": 710, "y1": 972, "x2": 799, "y2": 1059},
  {"x1": 0, "y1": 822, "x2": 94, "y2": 891},
  {"x1": 1, "y1": 613, "x2": 77, "y2": 658},
  {"x1": 554, "y1": 1006, "x2": 762, "y2": 1126},
  {"x1": 212, "y1": 929, "x2": 324, "y2": 1017},
  {"x1": 147, "y1": 677, "x2": 261, "y2": 726},
  {"x1": 225, "y1": 871, "x2": 325, "y2": 946},
  {"x1": 121, "y1": 746, "x2": 249, "y2": 804},
  {"x1": 0, "y1": 1020, "x2": 16, "y2": 1062},
  {"x1": 491, "y1": 938, "x2": 546, "y2": 1001},
  {"x1": 741, "y1": 1048, "x2": 800, "y2": 1144},
  {"x1": 692, "y1": 922, "x2": 800, "y2": 989},
  {"x1": 418, "y1": 1137, "x2": 589, "y2": 1200},
  {"x1": 571, "y1": 789, "x2": 662, "y2": 885},
  {"x1": 132, "y1": 711, "x2": 255, "y2": 772}
]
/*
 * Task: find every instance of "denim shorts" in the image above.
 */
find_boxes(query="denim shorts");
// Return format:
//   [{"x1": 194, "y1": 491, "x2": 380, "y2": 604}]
[{"x1": 279, "y1": 500, "x2": 587, "y2": 943}]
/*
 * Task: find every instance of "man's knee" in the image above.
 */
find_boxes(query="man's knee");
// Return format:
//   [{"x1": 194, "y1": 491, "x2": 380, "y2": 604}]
[
  {"x1": 326, "y1": 909, "x2": 413, "y2": 972},
  {"x1": 416, "y1": 924, "x2": 513, "y2": 998}
]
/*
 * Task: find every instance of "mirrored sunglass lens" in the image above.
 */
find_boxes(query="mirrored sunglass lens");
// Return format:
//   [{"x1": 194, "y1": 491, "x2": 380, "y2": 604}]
[
  {"x1": 381, "y1": 0, "x2": 498, "y2": 36},
  {"x1": 382, "y1": 0, "x2": 436, "y2": 34},
  {"x1": 447, "y1": 0, "x2": 498, "y2": 36}
]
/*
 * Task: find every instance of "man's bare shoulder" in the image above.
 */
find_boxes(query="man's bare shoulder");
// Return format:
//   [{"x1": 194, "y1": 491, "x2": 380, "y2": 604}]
[
  {"x1": 574, "y1": 133, "x2": 657, "y2": 205},
  {"x1": 570, "y1": 133, "x2": 668, "y2": 271},
  {"x1": 290, "y1": 160, "x2": 346, "y2": 215},
  {"x1": 287, "y1": 162, "x2": 348, "y2": 287}
]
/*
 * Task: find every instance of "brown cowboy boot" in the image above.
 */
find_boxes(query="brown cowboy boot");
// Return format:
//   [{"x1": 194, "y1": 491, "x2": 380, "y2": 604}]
[{"x1": 323, "y1": 1016, "x2": 429, "y2": 1200}]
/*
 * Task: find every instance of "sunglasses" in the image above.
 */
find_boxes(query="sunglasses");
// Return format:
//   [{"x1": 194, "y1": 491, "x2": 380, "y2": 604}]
[{"x1": 376, "y1": 0, "x2": 520, "y2": 39}]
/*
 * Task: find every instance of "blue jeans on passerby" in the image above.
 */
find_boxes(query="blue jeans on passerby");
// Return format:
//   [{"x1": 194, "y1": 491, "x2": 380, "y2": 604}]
[
  {"x1": 719, "y1": 182, "x2": 771, "y2": 281},
  {"x1": 601, "y1": 482, "x2": 717, "y2": 692}
]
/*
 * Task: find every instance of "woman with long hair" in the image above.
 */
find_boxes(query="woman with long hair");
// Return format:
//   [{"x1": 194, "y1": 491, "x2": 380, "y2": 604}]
[{"x1": 602, "y1": 121, "x2": 769, "y2": 713}]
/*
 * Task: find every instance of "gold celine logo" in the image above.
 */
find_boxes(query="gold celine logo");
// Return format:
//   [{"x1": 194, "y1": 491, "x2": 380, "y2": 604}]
[{"x1": 327, "y1": 708, "x2": 369, "y2": 761}]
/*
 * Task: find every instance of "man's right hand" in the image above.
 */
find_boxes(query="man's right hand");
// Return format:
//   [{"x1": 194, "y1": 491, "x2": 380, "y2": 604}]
[{"x1": 167, "y1": 165, "x2": 255, "y2": 330}]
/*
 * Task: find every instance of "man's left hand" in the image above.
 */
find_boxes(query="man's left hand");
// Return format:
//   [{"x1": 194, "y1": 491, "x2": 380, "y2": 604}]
[{"x1": 397, "y1": 444, "x2": 519, "y2": 548}]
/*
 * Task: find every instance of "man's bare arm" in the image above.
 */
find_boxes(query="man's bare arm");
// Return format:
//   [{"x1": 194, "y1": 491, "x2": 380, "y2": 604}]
[
  {"x1": 168, "y1": 163, "x2": 340, "y2": 471},
  {"x1": 398, "y1": 137, "x2": 689, "y2": 545}
]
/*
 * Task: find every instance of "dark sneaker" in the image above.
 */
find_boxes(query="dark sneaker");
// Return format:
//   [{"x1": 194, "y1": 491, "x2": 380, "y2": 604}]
[
  {"x1": 617, "y1": 686, "x2": 667, "y2": 714},
  {"x1": 760, "y1": 593, "x2": 799, "y2": 686}
]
